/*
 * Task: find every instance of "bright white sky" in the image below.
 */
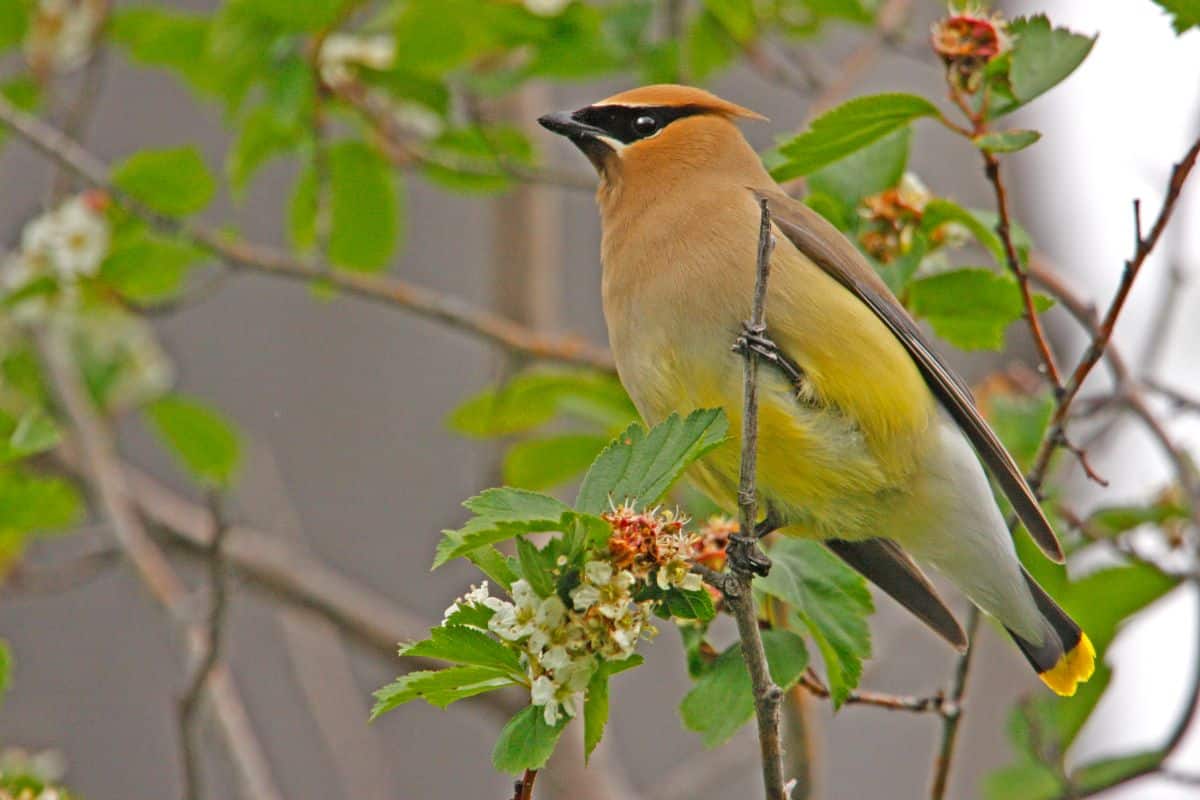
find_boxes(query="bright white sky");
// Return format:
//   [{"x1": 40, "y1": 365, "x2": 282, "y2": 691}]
[{"x1": 1010, "y1": 0, "x2": 1200, "y2": 793}]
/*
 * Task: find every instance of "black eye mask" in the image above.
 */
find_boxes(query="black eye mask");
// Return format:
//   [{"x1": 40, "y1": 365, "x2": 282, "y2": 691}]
[{"x1": 570, "y1": 104, "x2": 706, "y2": 144}]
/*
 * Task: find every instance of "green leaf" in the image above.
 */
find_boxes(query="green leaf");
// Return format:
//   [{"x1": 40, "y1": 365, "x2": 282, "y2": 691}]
[
  {"x1": 1002, "y1": 16, "x2": 1095, "y2": 112},
  {"x1": 806, "y1": 127, "x2": 911, "y2": 210},
  {"x1": 0, "y1": 0, "x2": 29, "y2": 51},
  {"x1": 686, "y1": 10, "x2": 739, "y2": 81},
  {"x1": 0, "y1": 77, "x2": 41, "y2": 150},
  {"x1": 112, "y1": 146, "x2": 217, "y2": 217},
  {"x1": 974, "y1": 130, "x2": 1042, "y2": 154},
  {"x1": 680, "y1": 629, "x2": 809, "y2": 747},
  {"x1": 227, "y1": 106, "x2": 303, "y2": 194},
  {"x1": 434, "y1": 489, "x2": 571, "y2": 569},
  {"x1": 0, "y1": 470, "x2": 82, "y2": 533},
  {"x1": 370, "y1": 666, "x2": 516, "y2": 718},
  {"x1": 437, "y1": 528, "x2": 521, "y2": 588},
  {"x1": 145, "y1": 394, "x2": 241, "y2": 487},
  {"x1": 401, "y1": 625, "x2": 525, "y2": 679},
  {"x1": 757, "y1": 539, "x2": 872, "y2": 706},
  {"x1": 99, "y1": 234, "x2": 204, "y2": 303},
  {"x1": 1151, "y1": 0, "x2": 1200, "y2": 33},
  {"x1": 245, "y1": 0, "x2": 345, "y2": 31},
  {"x1": 0, "y1": 639, "x2": 9, "y2": 708},
  {"x1": 908, "y1": 268, "x2": 1054, "y2": 351},
  {"x1": 920, "y1": 200, "x2": 1005, "y2": 265},
  {"x1": 449, "y1": 369, "x2": 635, "y2": 440},
  {"x1": 503, "y1": 434, "x2": 611, "y2": 491},
  {"x1": 393, "y1": 0, "x2": 476, "y2": 73},
  {"x1": 492, "y1": 705, "x2": 569, "y2": 774},
  {"x1": 583, "y1": 668, "x2": 609, "y2": 763},
  {"x1": 1087, "y1": 501, "x2": 1190, "y2": 537},
  {"x1": 0, "y1": 408, "x2": 60, "y2": 463},
  {"x1": 662, "y1": 588, "x2": 717, "y2": 622},
  {"x1": 515, "y1": 536, "x2": 556, "y2": 598},
  {"x1": 110, "y1": 7, "x2": 211, "y2": 90},
  {"x1": 576, "y1": 409, "x2": 729, "y2": 514},
  {"x1": 983, "y1": 762, "x2": 1063, "y2": 800},
  {"x1": 287, "y1": 165, "x2": 318, "y2": 252},
  {"x1": 1071, "y1": 749, "x2": 1163, "y2": 793},
  {"x1": 701, "y1": 0, "x2": 757, "y2": 41},
  {"x1": 327, "y1": 140, "x2": 401, "y2": 272},
  {"x1": 987, "y1": 390, "x2": 1054, "y2": 470},
  {"x1": 773, "y1": 94, "x2": 939, "y2": 180}
]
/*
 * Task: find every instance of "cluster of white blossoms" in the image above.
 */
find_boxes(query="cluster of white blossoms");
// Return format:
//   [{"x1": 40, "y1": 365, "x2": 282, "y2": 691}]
[
  {"x1": 24, "y1": 0, "x2": 105, "y2": 75},
  {"x1": 317, "y1": 34, "x2": 443, "y2": 139},
  {"x1": 444, "y1": 570, "x2": 656, "y2": 726},
  {"x1": 1, "y1": 193, "x2": 110, "y2": 323}
]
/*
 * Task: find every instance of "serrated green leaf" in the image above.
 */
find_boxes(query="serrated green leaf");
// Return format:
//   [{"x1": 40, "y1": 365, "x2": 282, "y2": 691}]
[
  {"x1": 0, "y1": 0, "x2": 29, "y2": 50},
  {"x1": 757, "y1": 539, "x2": 872, "y2": 706},
  {"x1": 401, "y1": 625, "x2": 524, "y2": 680},
  {"x1": 443, "y1": 599, "x2": 496, "y2": 630},
  {"x1": 576, "y1": 409, "x2": 729, "y2": 514},
  {"x1": 145, "y1": 394, "x2": 241, "y2": 487},
  {"x1": 437, "y1": 529, "x2": 520, "y2": 588},
  {"x1": 434, "y1": 489, "x2": 572, "y2": 569},
  {"x1": 680, "y1": 629, "x2": 809, "y2": 747},
  {"x1": 982, "y1": 761, "x2": 1063, "y2": 800},
  {"x1": 328, "y1": 140, "x2": 401, "y2": 272},
  {"x1": 807, "y1": 127, "x2": 911, "y2": 210},
  {"x1": 1086, "y1": 502, "x2": 1190, "y2": 537},
  {"x1": 908, "y1": 268, "x2": 1054, "y2": 351},
  {"x1": 492, "y1": 705, "x2": 569, "y2": 774},
  {"x1": 515, "y1": 536, "x2": 556, "y2": 598},
  {"x1": 773, "y1": 94, "x2": 939, "y2": 180},
  {"x1": 0, "y1": 470, "x2": 82, "y2": 533},
  {"x1": 583, "y1": 668, "x2": 609, "y2": 763},
  {"x1": 1150, "y1": 0, "x2": 1200, "y2": 33},
  {"x1": 987, "y1": 390, "x2": 1054, "y2": 470},
  {"x1": 112, "y1": 146, "x2": 216, "y2": 217},
  {"x1": 371, "y1": 666, "x2": 516, "y2": 718},
  {"x1": 503, "y1": 434, "x2": 611, "y2": 491},
  {"x1": 227, "y1": 106, "x2": 303, "y2": 194},
  {"x1": 449, "y1": 369, "x2": 635, "y2": 440},
  {"x1": 99, "y1": 234, "x2": 204, "y2": 303},
  {"x1": 1001, "y1": 16, "x2": 1095, "y2": 113},
  {"x1": 974, "y1": 129, "x2": 1042, "y2": 154},
  {"x1": 1071, "y1": 749, "x2": 1163, "y2": 792},
  {"x1": 661, "y1": 588, "x2": 717, "y2": 622},
  {"x1": 1, "y1": 408, "x2": 60, "y2": 463}
]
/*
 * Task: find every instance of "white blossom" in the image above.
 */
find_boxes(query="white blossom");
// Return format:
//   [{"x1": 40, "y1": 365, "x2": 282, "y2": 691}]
[
  {"x1": 524, "y1": 0, "x2": 570, "y2": 17},
  {"x1": 319, "y1": 33, "x2": 395, "y2": 84},
  {"x1": 530, "y1": 675, "x2": 560, "y2": 725}
]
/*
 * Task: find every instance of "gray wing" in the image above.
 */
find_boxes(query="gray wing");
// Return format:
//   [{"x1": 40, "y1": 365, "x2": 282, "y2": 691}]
[
  {"x1": 754, "y1": 188, "x2": 1064, "y2": 563},
  {"x1": 826, "y1": 538, "x2": 967, "y2": 651}
]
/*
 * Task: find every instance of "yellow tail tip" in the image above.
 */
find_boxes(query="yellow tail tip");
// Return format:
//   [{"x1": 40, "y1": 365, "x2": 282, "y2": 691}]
[{"x1": 1039, "y1": 633, "x2": 1096, "y2": 697}]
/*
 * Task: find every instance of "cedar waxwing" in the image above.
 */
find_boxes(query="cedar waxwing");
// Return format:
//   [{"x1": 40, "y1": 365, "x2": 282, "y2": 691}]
[{"x1": 539, "y1": 84, "x2": 1094, "y2": 696}]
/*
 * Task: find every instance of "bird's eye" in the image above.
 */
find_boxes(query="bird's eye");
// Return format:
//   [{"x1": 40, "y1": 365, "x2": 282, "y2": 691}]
[{"x1": 633, "y1": 115, "x2": 659, "y2": 136}]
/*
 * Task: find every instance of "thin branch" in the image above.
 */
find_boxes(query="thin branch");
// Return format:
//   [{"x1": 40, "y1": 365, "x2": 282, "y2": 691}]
[
  {"x1": 0, "y1": 95, "x2": 614, "y2": 372},
  {"x1": 720, "y1": 197, "x2": 788, "y2": 800},
  {"x1": 928, "y1": 606, "x2": 981, "y2": 800},
  {"x1": 512, "y1": 769, "x2": 538, "y2": 800},
  {"x1": 798, "y1": 672, "x2": 956, "y2": 717},
  {"x1": 1, "y1": 546, "x2": 122, "y2": 595},
  {"x1": 982, "y1": 153, "x2": 1064, "y2": 390},
  {"x1": 39, "y1": 336, "x2": 282, "y2": 800},
  {"x1": 1028, "y1": 135, "x2": 1200, "y2": 489},
  {"x1": 178, "y1": 493, "x2": 232, "y2": 800}
]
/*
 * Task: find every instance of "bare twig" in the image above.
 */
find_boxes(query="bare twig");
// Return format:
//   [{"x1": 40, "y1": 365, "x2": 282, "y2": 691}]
[
  {"x1": 982, "y1": 153, "x2": 1065, "y2": 391},
  {"x1": 719, "y1": 197, "x2": 788, "y2": 799},
  {"x1": 928, "y1": 606, "x2": 980, "y2": 800},
  {"x1": 513, "y1": 769, "x2": 538, "y2": 800},
  {"x1": 178, "y1": 493, "x2": 232, "y2": 800},
  {"x1": 1, "y1": 546, "x2": 122, "y2": 595},
  {"x1": 1028, "y1": 135, "x2": 1200, "y2": 489},
  {"x1": 0, "y1": 95, "x2": 613, "y2": 372},
  {"x1": 39, "y1": 336, "x2": 282, "y2": 800},
  {"x1": 799, "y1": 672, "x2": 956, "y2": 717}
]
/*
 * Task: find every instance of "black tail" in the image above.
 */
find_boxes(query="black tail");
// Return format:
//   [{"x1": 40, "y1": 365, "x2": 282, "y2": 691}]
[{"x1": 1004, "y1": 567, "x2": 1094, "y2": 696}]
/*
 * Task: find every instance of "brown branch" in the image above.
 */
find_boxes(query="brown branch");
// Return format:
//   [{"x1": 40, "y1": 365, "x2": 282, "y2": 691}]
[
  {"x1": 798, "y1": 672, "x2": 956, "y2": 717},
  {"x1": 720, "y1": 197, "x2": 788, "y2": 800},
  {"x1": 982, "y1": 152, "x2": 1064, "y2": 390},
  {"x1": 0, "y1": 94, "x2": 614, "y2": 373},
  {"x1": 1028, "y1": 135, "x2": 1200, "y2": 489},
  {"x1": 178, "y1": 493, "x2": 232, "y2": 800},
  {"x1": 39, "y1": 335, "x2": 283, "y2": 800},
  {"x1": 512, "y1": 769, "x2": 538, "y2": 800},
  {"x1": 928, "y1": 606, "x2": 980, "y2": 800}
]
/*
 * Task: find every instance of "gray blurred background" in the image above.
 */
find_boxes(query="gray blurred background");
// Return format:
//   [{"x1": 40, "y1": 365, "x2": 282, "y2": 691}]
[{"x1": 1, "y1": 1, "x2": 1197, "y2": 798}]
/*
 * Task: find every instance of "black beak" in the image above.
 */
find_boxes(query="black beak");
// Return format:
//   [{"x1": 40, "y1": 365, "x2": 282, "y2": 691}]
[{"x1": 537, "y1": 110, "x2": 606, "y2": 141}]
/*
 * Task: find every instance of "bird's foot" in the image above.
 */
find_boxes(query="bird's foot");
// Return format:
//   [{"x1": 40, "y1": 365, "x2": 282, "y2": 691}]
[
  {"x1": 727, "y1": 534, "x2": 772, "y2": 577},
  {"x1": 732, "y1": 322, "x2": 781, "y2": 363}
]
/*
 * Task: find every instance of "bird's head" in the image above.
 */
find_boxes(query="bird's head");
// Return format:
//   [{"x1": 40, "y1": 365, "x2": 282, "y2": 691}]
[{"x1": 538, "y1": 84, "x2": 766, "y2": 189}]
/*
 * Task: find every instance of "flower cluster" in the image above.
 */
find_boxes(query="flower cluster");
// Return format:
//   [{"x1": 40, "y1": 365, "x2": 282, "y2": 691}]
[
  {"x1": 1, "y1": 192, "x2": 110, "y2": 323},
  {"x1": 858, "y1": 174, "x2": 934, "y2": 263},
  {"x1": 0, "y1": 747, "x2": 69, "y2": 800},
  {"x1": 930, "y1": 6, "x2": 1012, "y2": 92},
  {"x1": 603, "y1": 502, "x2": 702, "y2": 592},
  {"x1": 24, "y1": 0, "x2": 105, "y2": 77}
]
